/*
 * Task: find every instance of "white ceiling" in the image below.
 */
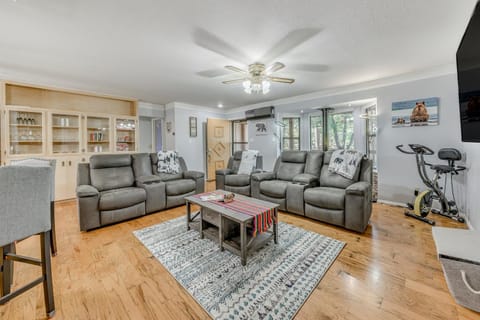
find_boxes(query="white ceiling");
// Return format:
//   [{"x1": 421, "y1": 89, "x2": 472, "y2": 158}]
[{"x1": 0, "y1": 0, "x2": 477, "y2": 109}]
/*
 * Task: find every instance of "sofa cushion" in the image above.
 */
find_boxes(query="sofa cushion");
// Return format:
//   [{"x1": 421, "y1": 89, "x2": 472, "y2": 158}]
[
  {"x1": 157, "y1": 151, "x2": 180, "y2": 174},
  {"x1": 165, "y1": 179, "x2": 196, "y2": 196},
  {"x1": 99, "y1": 187, "x2": 146, "y2": 211},
  {"x1": 90, "y1": 167, "x2": 135, "y2": 192},
  {"x1": 157, "y1": 172, "x2": 184, "y2": 181},
  {"x1": 320, "y1": 150, "x2": 361, "y2": 188},
  {"x1": 132, "y1": 153, "x2": 152, "y2": 177},
  {"x1": 281, "y1": 151, "x2": 307, "y2": 163},
  {"x1": 304, "y1": 187, "x2": 345, "y2": 210},
  {"x1": 276, "y1": 162, "x2": 305, "y2": 181},
  {"x1": 260, "y1": 180, "x2": 289, "y2": 198},
  {"x1": 225, "y1": 174, "x2": 251, "y2": 187}
]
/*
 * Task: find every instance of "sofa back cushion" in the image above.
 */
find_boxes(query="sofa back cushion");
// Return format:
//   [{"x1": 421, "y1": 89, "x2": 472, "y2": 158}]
[
  {"x1": 305, "y1": 151, "x2": 324, "y2": 177},
  {"x1": 275, "y1": 151, "x2": 307, "y2": 181},
  {"x1": 319, "y1": 151, "x2": 361, "y2": 189},
  {"x1": 132, "y1": 153, "x2": 153, "y2": 178},
  {"x1": 89, "y1": 154, "x2": 134, "y2": 191},
  {"x1": 230, "y1": 151, "x2": 243, "y2": 173}
]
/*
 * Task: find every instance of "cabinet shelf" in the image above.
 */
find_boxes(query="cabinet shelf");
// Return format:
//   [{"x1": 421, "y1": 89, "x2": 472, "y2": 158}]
[
  {"x1": 116, "y1": 141, "x2": 135, "y2": 143},
  {"x1": 11, "y1": 141, "x2": 43, "y2": 144},
  {"x1": 87, "y1": 127, "x2": 109, "y2": 131},
  {"x1": 52, "y1": 126, "x2": 79, "y2": 129},
  {"x1": 116, "y1": 128, "x2": 135, "y2": 132},
  {"x1": 52, "y1": 141, "x2": 79, "y2": 144},
  {"x1": 88, "y1": 141, "x2": 109, "y2": 143},
  {"x1": 10, "y1": 124, "x2": 42, "y2": 128}
]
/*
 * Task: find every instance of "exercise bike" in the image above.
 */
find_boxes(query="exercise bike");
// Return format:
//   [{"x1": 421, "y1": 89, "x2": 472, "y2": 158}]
[{"x1": 396, "y1": 144, "x2": 466, "y2": 225}]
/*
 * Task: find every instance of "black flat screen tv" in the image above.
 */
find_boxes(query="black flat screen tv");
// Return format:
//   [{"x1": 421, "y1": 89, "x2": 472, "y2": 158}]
[{"x1": 457, "y1": 1, "x2": 480, "y2": 142}]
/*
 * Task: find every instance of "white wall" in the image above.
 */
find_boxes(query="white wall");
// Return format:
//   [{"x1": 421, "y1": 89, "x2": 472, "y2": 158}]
[
  {"x1": 463, "y1": 143, "x2": 480, "y2": 229},
  {"x1": 139, "y1": 116, "x2": 153, "y2": 152},
  {"x1": 247, "y1": 118, "x2": 280, "y2": 171},
  {"x1": 229, "y1": 73, "x2": 465, "y2": 210},
  {"x1": 172, "y1": 103, "x2": 225, "y2": 172}
]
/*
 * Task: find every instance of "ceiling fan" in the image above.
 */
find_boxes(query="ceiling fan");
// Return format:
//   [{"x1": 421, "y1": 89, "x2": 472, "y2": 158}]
[{"x1": 222, "y1": 62, "x2": 294, "y2": 94}]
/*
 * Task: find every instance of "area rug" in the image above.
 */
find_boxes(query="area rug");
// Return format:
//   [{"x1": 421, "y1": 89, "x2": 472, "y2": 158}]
[{"x1": 133, "y1": 217, "x2": 345, "y2": 320}]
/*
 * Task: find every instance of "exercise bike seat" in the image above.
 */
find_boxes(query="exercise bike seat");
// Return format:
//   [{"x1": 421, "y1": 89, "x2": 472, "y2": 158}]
[{"x1": 430, "y1": 164, "x2": 457, "y2": 174}]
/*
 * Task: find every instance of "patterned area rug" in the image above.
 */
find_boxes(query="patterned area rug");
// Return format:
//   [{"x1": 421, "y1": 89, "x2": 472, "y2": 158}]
[{"x1": 134, "y1": 217, "x2": 345, "y2": 320}]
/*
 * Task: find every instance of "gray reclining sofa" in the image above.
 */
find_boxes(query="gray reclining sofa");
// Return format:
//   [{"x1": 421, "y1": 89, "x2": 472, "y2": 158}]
[
  {"x1": 215, "y1": 151, "x2": 263, "y2": 196},
  {"x1": 76, "y1": 153, "x2": 204, "y2": 231},
  {"x1": 251, "y1": 150, "x2": 373, "y2": 233}
]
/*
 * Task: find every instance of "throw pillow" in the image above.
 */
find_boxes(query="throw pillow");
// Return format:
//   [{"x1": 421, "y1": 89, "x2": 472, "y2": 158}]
[
  {"x1": 237, "y1": 150, "x2": 259, "y2": 175},
  {"x1": 157, "y1": 150, "x2": 180, "y2": 174}
]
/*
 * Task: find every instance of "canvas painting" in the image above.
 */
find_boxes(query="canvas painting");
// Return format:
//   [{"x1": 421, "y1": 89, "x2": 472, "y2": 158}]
[
  {"x1": 255, "y1": 121, "x2": 268, "y2": 136},
  {"x1": 392, "y1": 97, "x2": 439, "y2": 127}
]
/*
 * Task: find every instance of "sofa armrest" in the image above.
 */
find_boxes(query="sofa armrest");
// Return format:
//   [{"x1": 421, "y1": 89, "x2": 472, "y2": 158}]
[
  {"x1": 184, "y1": 170, "x2": 205, "y2": 180},
  {"x1": 251, "y1": 171, "x2": 275, "y2": 182},
  {"x1": 346, "y1": 181, "x2": 370, "y2": 196},
  {"x1": 252, "y1": 169, "x2": 264, "y2": 174},
  {"x1": 215, "y1": 168, "x2": 234, "y2": 176},
  {"x1": 292, "y1": 173, "x2": 318, "y2": 186},
  {"x1": 76, "y1": 185, "x2": 101, "y2": 231},
  {"x1": 76, "y1": 185, "x2": 99, "y2": 197},
  {"x1": 345, "y1": 181, "x2": 372, "y2": 233},
  {"x1": 136, "y1": 175, "x2": 162, "y2": 185}
]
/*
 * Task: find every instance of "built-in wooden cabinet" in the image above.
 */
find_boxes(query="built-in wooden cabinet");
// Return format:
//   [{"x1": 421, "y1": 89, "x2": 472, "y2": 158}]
[
  {"x1": 1, "y1": 82, "x2": 138, "y2": 201},
  {"x1": 114, "y1": 116, "x2": 137, "y2": 152}
]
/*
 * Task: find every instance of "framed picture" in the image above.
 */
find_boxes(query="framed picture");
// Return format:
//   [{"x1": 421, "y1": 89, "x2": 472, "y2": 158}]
[
  {"x1": 189, "y1": 116, "x2": 197, "y2": 137},
  {"x1": 392, "y1": 97, "x2": 439, "y2": 127},
  {"x1": 255, "y1": 121, "x2": 268, "y2": 136}
]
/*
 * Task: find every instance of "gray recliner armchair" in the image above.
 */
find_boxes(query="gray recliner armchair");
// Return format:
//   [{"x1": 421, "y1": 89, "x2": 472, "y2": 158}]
[
  {"x1": 303, "y1": 151, "x2": 373, "y2": 233},
  {"x1": 215, "y1": 151, "x2": 263, "y2": 196},
  {"x1": 251, "y1": 151, "x2": 323, "y2": 214},
  {"x1": 77, "y1": 154, "x2": 147, "y2": 231}
]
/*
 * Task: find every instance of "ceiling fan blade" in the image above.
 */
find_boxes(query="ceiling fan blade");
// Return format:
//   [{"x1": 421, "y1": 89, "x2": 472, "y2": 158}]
[
  {"x1": 261, "y1": 28, "x2": 321, "y2": 63},
  {"x1": 222, "y1": 78, "x2": 247, "y2": 85},
  {"x1": 264, "y1": 62, "x2": 285, "y2": 74},
  {"x1": 193, "y1": 28, "x2": 250, "y2": 64},
  {"x1": 225, "y1": 65, "x2": 247, "y2": 74},
  {"x1": 269, "y1": 77, "x2": 295, "y2": 84},
  {"x1": 196, "y1": 68, "x2": 232, "y2": 78},
  {"x1": 290, "y1": 63, "x2": 329, "y2": 72}
]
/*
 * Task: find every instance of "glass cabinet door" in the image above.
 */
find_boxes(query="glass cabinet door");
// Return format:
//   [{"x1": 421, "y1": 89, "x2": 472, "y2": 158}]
[
  {"x1": 115, "y1": 118, "x2": 136, "y2": 152},
  {"x1": 86, "y1": 116, "x2": 110, "y2": 153},
  {"x1": 51, "y1": 113, "x2": 81, "y2": 154},
  {"x1": 8, "y1": 109, "x2": 45, "y2": 155}
]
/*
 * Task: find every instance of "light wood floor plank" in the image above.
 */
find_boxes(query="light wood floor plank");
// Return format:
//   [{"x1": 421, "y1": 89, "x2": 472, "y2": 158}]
[{"x1": 1, "y1": 192, "x2": 479, "y2": 319}]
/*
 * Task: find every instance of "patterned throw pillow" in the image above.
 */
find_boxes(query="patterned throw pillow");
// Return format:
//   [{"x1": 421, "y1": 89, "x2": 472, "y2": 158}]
[{"x1": 157, "y1": 151, "x2": 180, "y2": 174}]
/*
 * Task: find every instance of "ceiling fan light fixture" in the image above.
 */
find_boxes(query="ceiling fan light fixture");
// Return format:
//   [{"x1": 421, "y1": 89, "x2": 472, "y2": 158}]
[{"x1": 262, "y1": 80, "x2": 271, "y2": 94}]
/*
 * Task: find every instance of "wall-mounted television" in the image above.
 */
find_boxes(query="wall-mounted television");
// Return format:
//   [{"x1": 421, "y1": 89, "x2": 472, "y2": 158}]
[{"x1": 457, "y1": 1, "x2": 480, "y2": 142}]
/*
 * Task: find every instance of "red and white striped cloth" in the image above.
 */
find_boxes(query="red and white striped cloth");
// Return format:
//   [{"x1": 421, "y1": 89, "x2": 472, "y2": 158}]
[{"x1": 193, "y1": 192, "x2": 276, "y2": 237}]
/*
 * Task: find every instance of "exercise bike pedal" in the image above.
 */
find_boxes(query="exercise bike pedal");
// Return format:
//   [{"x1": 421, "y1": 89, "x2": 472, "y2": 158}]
[
  {"x1": 404, "y1": 211, "x2": 436, "y2": 226},
  {"x1": 407, "y1": 203, "x2": 414, "y2": 210}
]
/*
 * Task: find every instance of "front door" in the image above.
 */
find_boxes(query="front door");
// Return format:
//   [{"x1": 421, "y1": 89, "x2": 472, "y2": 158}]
[{"x1": 206, "y1": 118, "x2": 232, "y2": 181}]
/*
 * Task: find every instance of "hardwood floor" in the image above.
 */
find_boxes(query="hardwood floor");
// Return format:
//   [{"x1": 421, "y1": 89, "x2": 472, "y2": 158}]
[{"x1": 1, "y1": 194, "x2": 478, "y2": 319}]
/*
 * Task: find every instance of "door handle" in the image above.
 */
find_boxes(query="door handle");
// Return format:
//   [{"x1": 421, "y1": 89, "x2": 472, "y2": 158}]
[
  {"x1": 62, "y1": 161, "x2": 65, "y2": 167},
  {"x1": 68, "y1": 160, "x2": 72, "y2": 166}
]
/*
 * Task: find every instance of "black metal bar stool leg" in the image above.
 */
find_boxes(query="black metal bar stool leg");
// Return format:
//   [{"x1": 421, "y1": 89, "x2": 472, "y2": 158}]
[
  {"x1": 50, "y1": 203, "x2": 57, "y2": 256},
  {"x1": 41, "y1": 231, "x2": 55, "y2": 317}
]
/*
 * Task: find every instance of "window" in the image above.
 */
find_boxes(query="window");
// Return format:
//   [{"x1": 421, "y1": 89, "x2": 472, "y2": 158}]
[
  {"x1": 327, "y1": 112, "x2": 354, "y2": 150},
  {"x1": 232, "y1": 120, "x2": 248, "y2": 152},
  {"x1": 282, "y1": 117, "x2": 300, "y2": 150},
  {"x1": 365, "y1": 106, "x2": 377, "y2": 169},
  {"x1": 310, "y1": 115, "x2": 323, "y2": 150}
]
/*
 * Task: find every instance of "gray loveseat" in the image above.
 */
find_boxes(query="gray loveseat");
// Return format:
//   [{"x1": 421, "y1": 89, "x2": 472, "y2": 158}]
[
  {"x1": 215, "y1": 151, "x2": 263, "y2": 196},
  {"x1": 76, "y1": 153, "x2": 204, "y2": 231}
]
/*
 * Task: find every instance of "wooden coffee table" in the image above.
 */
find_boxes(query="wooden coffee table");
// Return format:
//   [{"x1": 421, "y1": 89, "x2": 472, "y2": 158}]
[{"x1": 185, "y1": 190, "x2": 279, "y2": 266}]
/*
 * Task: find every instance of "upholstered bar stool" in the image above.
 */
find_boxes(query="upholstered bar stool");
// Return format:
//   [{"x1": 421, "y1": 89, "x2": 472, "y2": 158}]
[
  {"x1": 0, "y1": 166, "x2": 55, "y2": 317},
  {"x1": 10, "y1": 158, "x2": 57, "y2": 255}
]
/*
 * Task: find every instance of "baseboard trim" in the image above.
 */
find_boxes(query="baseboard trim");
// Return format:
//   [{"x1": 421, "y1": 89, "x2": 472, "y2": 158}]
[{"x1": 377, "y1": 199, "x2": 407, "y2": 208}]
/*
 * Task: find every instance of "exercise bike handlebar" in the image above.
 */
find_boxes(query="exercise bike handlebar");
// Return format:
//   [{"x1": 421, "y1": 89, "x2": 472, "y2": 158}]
[{"x1": 396, "y1": 144, "x2": 435, "y2": 155}]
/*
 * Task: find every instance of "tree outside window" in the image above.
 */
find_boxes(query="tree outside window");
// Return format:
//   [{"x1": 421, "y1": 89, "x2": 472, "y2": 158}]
[
  {"x1": 327, "y1": 112, "x2": 355, "y2": 150},
  {"x1": 282, "y1": 117, "x2": 300, "y2": 150},
  {"x1": 310, "y1": 115, "x2": 323, "y2": 150}
]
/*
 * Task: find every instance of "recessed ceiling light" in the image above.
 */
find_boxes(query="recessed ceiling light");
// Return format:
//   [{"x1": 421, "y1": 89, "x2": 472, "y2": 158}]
[
  {"x1": 300, "y1": 110, "x2": 304, "y2": 113},
  {"x1": 217, "y1": 103, "x2": 223, "y2": 108},
  {"x1": 348, "y1": 103, "x2": 352, "y2": 107}
]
